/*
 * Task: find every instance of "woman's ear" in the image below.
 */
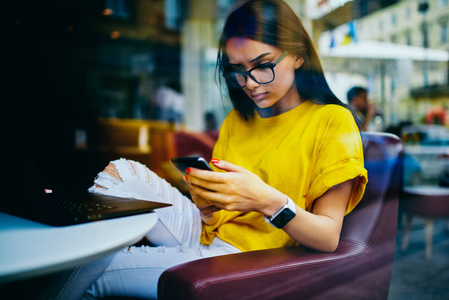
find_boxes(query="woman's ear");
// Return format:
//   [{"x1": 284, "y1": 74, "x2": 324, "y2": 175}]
[{"x1": 295, "y1": 57, "x2": 304, "y2": 69}]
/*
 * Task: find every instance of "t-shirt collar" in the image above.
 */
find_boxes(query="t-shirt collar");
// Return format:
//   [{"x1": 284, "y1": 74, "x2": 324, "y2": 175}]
[{"x1": 254, "y1": 100, "x2": 312, "y2": 125}]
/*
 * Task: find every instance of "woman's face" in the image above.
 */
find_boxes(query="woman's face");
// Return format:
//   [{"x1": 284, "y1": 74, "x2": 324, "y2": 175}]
[
  {"x1": 226, "y1": 37, "x2": 304, "y2": 115},
  {"x1": 351, "y1": 91, "x2": 368, "y2": 114}
]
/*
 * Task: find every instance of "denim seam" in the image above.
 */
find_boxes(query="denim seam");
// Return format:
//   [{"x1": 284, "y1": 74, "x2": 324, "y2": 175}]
[{"x1": 55, "y1": 266, "x2": 81, "y2": 300}]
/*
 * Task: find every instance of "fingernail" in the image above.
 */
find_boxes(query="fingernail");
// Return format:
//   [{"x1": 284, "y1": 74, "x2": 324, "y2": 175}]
[
  {"x1": 186, "y1": 167, "x2": 191, "y2": 174},
  {"x1": 211, "y1": 158, "x2": 220, "y2": 164},
  {"x1": 184, "y1": 175, "x2": 189, "y2": 182}
]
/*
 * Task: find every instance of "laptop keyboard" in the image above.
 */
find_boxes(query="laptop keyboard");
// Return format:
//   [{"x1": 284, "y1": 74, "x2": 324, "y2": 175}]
[{"x1": 52, "y1": 197, "x2": 118, "y2": 213}]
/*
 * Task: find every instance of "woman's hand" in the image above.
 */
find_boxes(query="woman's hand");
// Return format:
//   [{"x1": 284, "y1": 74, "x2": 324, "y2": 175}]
[
  {"x1": 186, "y1": 159, "x2": 286, "y2": 216},
  {"x1": 189, "y1": 185, "x2": 221, "y2": 222}
]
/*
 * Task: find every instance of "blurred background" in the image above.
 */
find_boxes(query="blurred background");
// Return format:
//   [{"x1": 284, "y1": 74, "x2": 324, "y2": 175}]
[
  {"x1": 1, "y1": 1, "x2": 448, "y2": 298},
  {"x1": 1, "y1": 0, "x2": 448, "y2": 191}
]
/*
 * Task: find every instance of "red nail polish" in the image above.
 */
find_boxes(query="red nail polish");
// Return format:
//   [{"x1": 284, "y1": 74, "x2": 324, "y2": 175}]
[
  {"x1": 186, "y1": 167, "x2": 191, "y2": 174},
  {"x1": 184, "y1": 175, "x2": 189, "y2": 181},
  {"x1": 211, "y1": 158, "x2": 220, "y2": 164}
]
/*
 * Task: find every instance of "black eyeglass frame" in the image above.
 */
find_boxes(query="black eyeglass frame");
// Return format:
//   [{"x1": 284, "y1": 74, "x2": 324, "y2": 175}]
[{"x1": 224, "y1": 51, "x2": 290, "y2": 88}]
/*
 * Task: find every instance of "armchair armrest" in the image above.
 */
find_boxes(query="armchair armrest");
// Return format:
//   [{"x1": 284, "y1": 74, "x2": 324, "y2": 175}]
[{"x1": 158, "y1": 240, "x2": 388, "y2": 300}]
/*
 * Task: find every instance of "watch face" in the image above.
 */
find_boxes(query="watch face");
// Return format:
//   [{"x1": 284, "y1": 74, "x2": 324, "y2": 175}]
[{"x1": 271, "y1": 208, "x2": 296, "y2": 229}]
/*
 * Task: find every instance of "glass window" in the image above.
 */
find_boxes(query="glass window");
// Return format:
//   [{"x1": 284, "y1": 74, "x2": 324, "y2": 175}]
[
  {"x1": 104, "y1": 0, "x2": 130, "y2": 20},
  {"x1": 406, "y1": 31, "x2": 412, "y2": 45},
  {"x1": 441, "y1": 22, "x2": 448, "y2": 44}
]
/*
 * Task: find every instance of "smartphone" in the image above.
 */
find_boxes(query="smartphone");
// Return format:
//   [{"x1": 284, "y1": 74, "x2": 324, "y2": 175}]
[{"x1": 170, "y1": 156, "x2": 213, "y2": 175}]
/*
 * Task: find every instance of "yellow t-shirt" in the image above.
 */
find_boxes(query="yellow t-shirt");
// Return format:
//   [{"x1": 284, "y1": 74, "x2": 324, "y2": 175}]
[{"x1": 201, "y1": 101, "x2": 368, "y2": 252}]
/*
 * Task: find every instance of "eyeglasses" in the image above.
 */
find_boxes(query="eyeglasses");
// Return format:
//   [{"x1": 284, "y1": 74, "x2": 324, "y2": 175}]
[{"x1": 224, "y1": 51, "x2": 289, "y2": 88}]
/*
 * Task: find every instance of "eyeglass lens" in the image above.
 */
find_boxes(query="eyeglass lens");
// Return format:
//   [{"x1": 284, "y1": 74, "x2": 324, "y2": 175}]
[{"x1": 234, "y1": 68, "x2": 274, "y2": 87}]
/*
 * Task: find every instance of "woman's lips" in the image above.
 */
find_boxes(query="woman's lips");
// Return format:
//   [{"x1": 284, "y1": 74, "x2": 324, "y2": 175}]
[{"x1": 250, "y1": 92, "x2": 268, "y2": 101}]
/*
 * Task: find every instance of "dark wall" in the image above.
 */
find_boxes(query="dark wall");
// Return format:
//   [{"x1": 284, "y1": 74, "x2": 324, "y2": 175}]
[{"x1": 1, "y1": 1, "x2": 98, "y2": 191}]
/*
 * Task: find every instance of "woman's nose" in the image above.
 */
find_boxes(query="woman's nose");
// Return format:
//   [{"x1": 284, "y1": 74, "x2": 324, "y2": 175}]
[{"x1": 245, "y1": 76, "x2": 260, "y2": 90}]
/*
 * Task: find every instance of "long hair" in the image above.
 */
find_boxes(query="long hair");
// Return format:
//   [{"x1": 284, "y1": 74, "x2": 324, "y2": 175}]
[{"x1": 216, "y1": 0, "x2": 360, "y2": 124}]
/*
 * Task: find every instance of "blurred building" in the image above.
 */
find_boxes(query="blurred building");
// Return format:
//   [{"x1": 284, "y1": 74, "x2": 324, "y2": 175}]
[{"x1": 311, "y1": 0, "x2": 449, "y2": 128}]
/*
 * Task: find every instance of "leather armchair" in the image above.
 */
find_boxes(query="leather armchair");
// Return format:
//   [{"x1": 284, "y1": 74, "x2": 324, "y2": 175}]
[{"x1": 158, "y1": 132, "x2": 403, "y2": 300}]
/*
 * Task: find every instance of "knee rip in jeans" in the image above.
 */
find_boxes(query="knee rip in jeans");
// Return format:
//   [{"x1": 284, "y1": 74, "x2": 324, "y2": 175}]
[
  {"x1": 90, "y1": 159, "x2": 156, "y2": 192},
  {"x1": 93, "y1": 162, "x2": 126, "y2": 190}
]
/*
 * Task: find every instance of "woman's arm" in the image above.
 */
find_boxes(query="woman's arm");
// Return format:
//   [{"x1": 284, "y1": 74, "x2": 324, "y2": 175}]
[
  {"x1": 283, "y1": 179, "x2": 353, "y2": 252},
  {"x1": 187, "y1": 159, "x2": 353, "y2": 252}
]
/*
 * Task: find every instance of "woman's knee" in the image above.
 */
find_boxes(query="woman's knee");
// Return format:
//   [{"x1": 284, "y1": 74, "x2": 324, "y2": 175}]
[
  {"x1": 88, "y1": 159, "x2": 152, "y2": 195},
  {"x1": 93, "y1": 162, "x2": 123, "y2": 190},
  {"x1": 103, "y1": 162, "x2": 122, "y2": 182}
]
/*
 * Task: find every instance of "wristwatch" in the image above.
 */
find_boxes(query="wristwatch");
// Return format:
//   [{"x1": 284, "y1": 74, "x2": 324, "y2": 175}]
[{"x1": 264, "y1": 195, "x2": 296, "y2": 229}]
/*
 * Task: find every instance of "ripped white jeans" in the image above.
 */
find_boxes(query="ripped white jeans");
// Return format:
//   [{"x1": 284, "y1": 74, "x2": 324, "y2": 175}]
[{"x1": 78, "y1": 159, "x2": 240, "y2": 300}]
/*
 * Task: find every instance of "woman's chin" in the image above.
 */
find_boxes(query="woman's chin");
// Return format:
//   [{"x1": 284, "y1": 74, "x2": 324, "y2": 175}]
[{"x1": 254, "y1": 99, "x2": 275, "y2": 109}]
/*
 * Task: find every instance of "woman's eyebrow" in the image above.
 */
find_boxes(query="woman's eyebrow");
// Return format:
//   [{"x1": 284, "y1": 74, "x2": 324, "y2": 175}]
[
  {"x1": 229, "y1": 52, "x2": 272, "y2": 66},
  {"x1": 250, "y1": 52, "x2": 271, "y2": 63}
]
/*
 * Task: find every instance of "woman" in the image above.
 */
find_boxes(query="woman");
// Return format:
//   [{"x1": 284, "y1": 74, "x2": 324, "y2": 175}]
[{"x1": 51, "y1": 1, "x2": 367, "y2": 299}]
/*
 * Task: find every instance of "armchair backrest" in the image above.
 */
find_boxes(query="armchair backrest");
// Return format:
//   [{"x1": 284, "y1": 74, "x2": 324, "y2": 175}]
[{"x1": 341, "y1": 132, "x2": 403, "y2": 253}]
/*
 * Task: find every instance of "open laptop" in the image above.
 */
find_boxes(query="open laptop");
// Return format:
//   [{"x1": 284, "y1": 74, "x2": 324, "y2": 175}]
[
  {"x1": 1, "y1": 85, "x2": 171, "y2": 226},
  {"x1": 2, "y1": 188, "x2": 171, "y2": 227},
  {"x1": 1, "y1": 147, "x2": 172, "y2": 227}
]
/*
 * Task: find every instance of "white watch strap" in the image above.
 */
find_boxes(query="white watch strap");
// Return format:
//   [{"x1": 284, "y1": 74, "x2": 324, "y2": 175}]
[{"x1": 264, "y1": 195, "x2": 295, "y2": 228}]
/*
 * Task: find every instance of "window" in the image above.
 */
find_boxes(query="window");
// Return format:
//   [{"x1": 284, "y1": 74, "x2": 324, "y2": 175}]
[
  {"x1": 441, "y1": 22, "x2": 448, "y2": 44},
  {"x1": 406, "y1": 7, "x2": 411, "y2": 20},
  {"x1": 392, "y1": 13, "x2": 397, "y2": 25},
  {"x1": 406, "y1": 31, "x2": 412, "y2": 45},
  {"x1": 164, "y1": 0, "x2": 189, "y2": 30},
  {"x1": 104, "y1": 0, "x2": 130, "y2": 20},
  {"x1": 165, "y1": 0, "x2": 180, "y2": 29}
]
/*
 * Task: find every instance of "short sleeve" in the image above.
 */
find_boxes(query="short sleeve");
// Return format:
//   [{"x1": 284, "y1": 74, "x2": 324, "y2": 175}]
[{"x1": 306, "y1": 107, "x2": 368, "y2": 215}]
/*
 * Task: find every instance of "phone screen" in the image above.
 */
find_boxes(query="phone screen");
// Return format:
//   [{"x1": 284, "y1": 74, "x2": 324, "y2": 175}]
[{"x1": 170, "y1": 157, "x2": 213, "y2": 175}]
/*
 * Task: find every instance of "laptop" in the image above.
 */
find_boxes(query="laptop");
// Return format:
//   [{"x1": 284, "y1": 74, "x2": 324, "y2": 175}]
[
  {"x1": 1, "y1": 85, "x2": 171, "y2": 226},
  {"x1": 2, "y1": 189, "x2": 171, "y2": 227}
]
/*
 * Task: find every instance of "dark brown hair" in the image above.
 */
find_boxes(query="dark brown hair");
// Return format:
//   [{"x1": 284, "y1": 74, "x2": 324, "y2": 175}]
[{"x1": 217, "y1": 0, "x2": 359, "y2": 124}]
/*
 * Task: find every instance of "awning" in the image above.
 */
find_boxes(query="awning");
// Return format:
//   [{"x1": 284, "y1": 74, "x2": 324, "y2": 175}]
[{"x1": 320, "y1": 40, "x2": 449, "y2": 62}]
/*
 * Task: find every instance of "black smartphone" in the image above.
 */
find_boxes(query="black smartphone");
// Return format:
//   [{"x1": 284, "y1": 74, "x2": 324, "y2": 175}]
[{"x1": 170, "y1": 156, "x2": 213, "y2": 175}]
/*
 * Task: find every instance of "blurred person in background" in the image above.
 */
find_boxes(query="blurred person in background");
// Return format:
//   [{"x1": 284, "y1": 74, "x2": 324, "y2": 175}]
[
  {"x1": 154, "y1": 80, "x2": 185, "y2": 123},
  {"x1": 347, "y1": 86, "x2": 383, "y2": 131}
]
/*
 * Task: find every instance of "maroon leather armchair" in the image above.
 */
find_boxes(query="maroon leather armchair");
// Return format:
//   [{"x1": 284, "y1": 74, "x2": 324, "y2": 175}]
[{"x1": 157, "y1": 132, "x2": 403, "y2": 300}]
